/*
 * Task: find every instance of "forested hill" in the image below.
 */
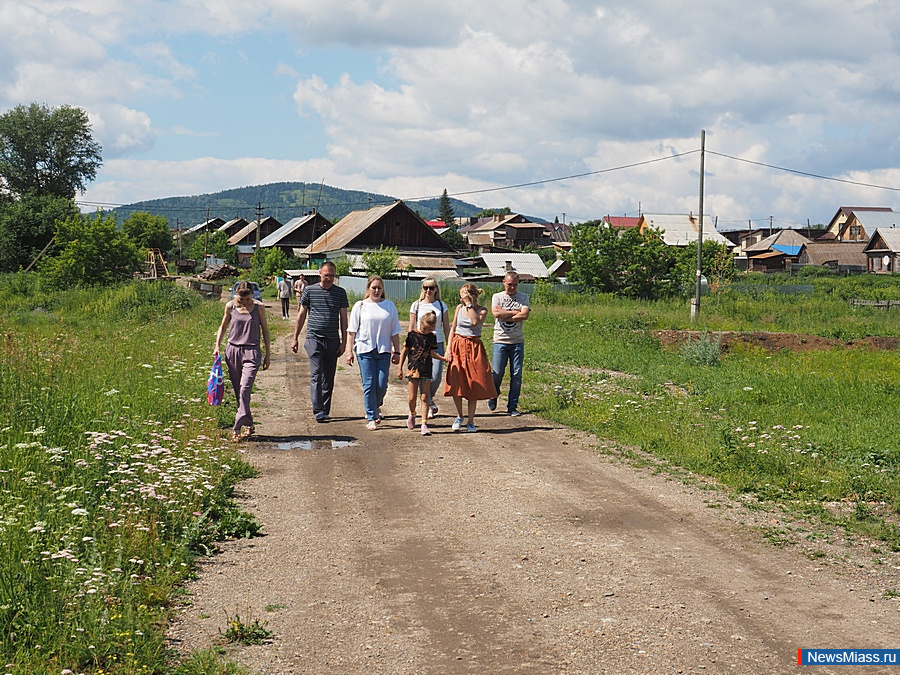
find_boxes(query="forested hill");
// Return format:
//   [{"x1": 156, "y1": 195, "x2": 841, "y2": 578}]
[{"x1": 112, "y1": 182, "x2": 486, "y2": 228}]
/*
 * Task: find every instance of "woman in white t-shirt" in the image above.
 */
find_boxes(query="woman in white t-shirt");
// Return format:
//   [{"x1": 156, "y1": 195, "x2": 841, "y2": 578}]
[
  {"x1": 408, "y1": 277, "x2": 452, "y2": 419},
  {"x1": 347, "y1": 275, "x2": 402, "y2": 430}
]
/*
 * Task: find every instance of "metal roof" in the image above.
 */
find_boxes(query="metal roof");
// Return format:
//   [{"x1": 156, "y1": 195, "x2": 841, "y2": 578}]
[
  {"x1": 854, "y1": 211, "x2": 899, "y2": 229},
  {"x1": 479, "y1": 253, "x2": 549, "y2": 278},
  {"x1": 260, "y1": 213, "x2": 317, "y2": 247},
  {"x1": 863, "y1": 228, "x2": 900, "y2": 253},
  {"x1": 639, "y1": 213, "x2": 733, "y2": 247}
]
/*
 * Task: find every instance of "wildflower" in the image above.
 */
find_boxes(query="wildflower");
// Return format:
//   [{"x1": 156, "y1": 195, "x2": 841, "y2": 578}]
[
  {"x1": 743, "y1": 386, "x2": 753, "y2": 391},
  {"x1": 71, "y1": 508, "x2": 88, "y2": 516}
]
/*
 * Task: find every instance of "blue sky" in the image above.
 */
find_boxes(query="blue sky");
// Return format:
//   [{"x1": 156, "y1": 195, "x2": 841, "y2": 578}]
[{"x1": 2, "y1": 0, "x2": 899, "y2": 228}]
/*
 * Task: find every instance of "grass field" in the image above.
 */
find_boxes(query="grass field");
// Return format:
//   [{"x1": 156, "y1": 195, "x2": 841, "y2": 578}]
[
  {"x1": 519, "y1": 281, "x2": 900, "y2": 549},
  {"x1": 1, "y1": 275, "x2": 255, "y2": 674},
  {"x1": 2, "y1": 271, "x2": 899, "y2": 673}
]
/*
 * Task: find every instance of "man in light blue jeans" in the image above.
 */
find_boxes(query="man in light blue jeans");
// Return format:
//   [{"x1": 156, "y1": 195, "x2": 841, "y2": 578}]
[{"x1": 489, "y1": 271, "x2": 531, "y2": 416}]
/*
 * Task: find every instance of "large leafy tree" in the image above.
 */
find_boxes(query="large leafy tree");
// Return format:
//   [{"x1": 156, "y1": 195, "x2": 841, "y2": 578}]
[
  {"x1": 0, "y1": 192, "x2": 78, "y2": 272},
  {"x1": 121, "y1": 211, "x2": 173, "y2": 255},
  {"x1": 568, "y1": 220, "x2": 673, "y2": 299},
  {"x1": 183, "y1": 230, "x2": 238, "y2": 265},
  {"x1": 0, "y1": 103, "x2": 102, "y2": 199},
  {"x1": 671, "y1": 241, "x2": 736, "y2": 294},
  {"x1": 39, "y1": 212, "x2": 142, "y2": 288}
]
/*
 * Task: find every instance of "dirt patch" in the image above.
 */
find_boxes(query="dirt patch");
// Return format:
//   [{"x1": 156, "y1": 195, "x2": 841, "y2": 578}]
[
  {"x1": 653, "y1": 330, "x2": 900, "y2": 353},
  {"x1": 168, "y1": 320, "x2": 900, "y2": 674}
]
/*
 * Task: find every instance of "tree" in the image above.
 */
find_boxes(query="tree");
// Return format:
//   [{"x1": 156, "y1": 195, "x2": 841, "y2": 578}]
[
  {"x1": 0, "y1": 192, "x2": 78, "y2": 272},
  {"x1": 475, "y1": 207, "x2": 511, "y2": 218},
  {"x1": 0, "y1": 103, "x2": 102, "y2": 199},
  {"x1": 121, "y1": 212, "x2": 173, "y2": 255},
  {"x1": 183, "y1": 230, "x2": 238, "y2": 265},
  {"x1": 567, "y1": 221, "x2": 673, "y2": 299},
  {"x1": 361, "y1": 245, "x2": 399, "y2": 278},
  {"x1": 39, "y1": 212, "x2": 142, "y2": 288},
  {"x1": 438, "y1": 189, "x2": 455, "y2": 228},
  {"x1": 671, "y1": 241, "x2": 736, "y2": 294}
]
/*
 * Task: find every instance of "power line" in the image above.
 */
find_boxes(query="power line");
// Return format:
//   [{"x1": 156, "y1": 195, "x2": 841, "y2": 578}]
[{"x1": 707, "y1": 150, "x2": 900, "y2": 193}]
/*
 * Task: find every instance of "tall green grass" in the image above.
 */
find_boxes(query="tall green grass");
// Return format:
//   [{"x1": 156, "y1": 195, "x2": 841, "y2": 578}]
[
  {"x1": 522, "y1": 287, "x2": 900, "y2": 548},
  {"x1": 0, "y1": 275, "x2": 253, "y2": 674}
]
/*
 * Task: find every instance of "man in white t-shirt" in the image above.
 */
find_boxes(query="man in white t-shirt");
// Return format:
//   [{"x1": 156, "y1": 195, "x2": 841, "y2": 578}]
[{"x1": 489, "y1": 271, "x2": 531, "y2": 416}]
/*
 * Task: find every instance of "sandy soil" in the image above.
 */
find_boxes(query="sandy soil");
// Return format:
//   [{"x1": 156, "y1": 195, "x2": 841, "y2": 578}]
[{"x1": 168, "y1": 322, "x2": 900, "y2": 674}]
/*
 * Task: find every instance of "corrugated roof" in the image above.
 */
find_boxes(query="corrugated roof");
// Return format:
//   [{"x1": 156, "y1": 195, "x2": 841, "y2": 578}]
[
  {"x1": 227, "y1": 222, "x2": 257, "y2": 245},
  {"x1": 396, "y1": 255, "x2": 458, "y2": 270},
  {"x1": 260, "y1": 213, "x2": 316, "y2": 247},
  {"x1": 640, "y1": 213, "x2": 733, "y2": 247},
  {"x1": 744, "y1": 229, "x2": 811, "y2": 253},
  {"x1": 479, "y1": 253, "x2": 549, "y2": 278},
  {"x1": 855, "y1": 211, "x2": 899, "y2": 229},
  {"x1": 863, "y1": 228, "x2": 900, "y2": 253},
  {"x1": 305, "y1": 202, "x2": 397, "y2": 254}
]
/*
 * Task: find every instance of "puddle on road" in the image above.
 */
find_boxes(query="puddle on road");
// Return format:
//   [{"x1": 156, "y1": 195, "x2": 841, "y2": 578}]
[{"x1": 276, "y1": 438, "x2": 359, "y2": 451}]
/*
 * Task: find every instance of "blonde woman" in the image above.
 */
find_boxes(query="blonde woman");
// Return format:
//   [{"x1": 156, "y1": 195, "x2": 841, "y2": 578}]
[
  {"x1": 443, "y1": 283, "x2": 497, "y2": 432},
  {"x1": 408, "y1": 277, "x2": 451, "y2": 418},
  {"x1": 214, "y1": 280, "x2": 271, "y2": 441}
]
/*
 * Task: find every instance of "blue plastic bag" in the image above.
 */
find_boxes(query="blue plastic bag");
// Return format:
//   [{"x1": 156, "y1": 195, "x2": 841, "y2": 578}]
[{"x1": 207, "y1": 354, "x2": 224, "y2": 406}]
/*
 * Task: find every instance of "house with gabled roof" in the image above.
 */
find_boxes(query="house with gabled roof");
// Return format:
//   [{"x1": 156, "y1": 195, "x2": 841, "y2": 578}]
[
  {"x1": 476, "y1": 253, "x2": 550, "y2": 281},
  {"x1": 302, "y1": 200, "x2": 458, "y2": 275},
  {"x1": 259, "y1": 212, "x2": 334, "y2": 257},
  {"x1": 602, "y1": 215, "x2": 640, "y2": 229},
  {"x1": 463, "y1": 213, "x2": 549, "y2": 251},
  {"x1": 797, "y1": 241, "x2": 867, "y2": 273},
  {"x1": 227, "y1": 216, "x2": 283, "y2": 247},
  {"x1": 743, "y1": 229, "x2": 811, "y2": 272},
  {"x1": 184, "y1": 217, "x2": 225, "y2": 236},
  {"x1": 825, "y1": 206, "x2": 893, "y2": 239},
  {"x1": 638, "y1": 213, "x2": 733, "y2": 247},
  {"x1": 836, "y1": 210, "x2": 898, "y2": 243},
  {"x1": 862, "y1": 228, "x2": 900, "y2": 273},
  {"x1": 217, "y1": 218, "x2": 250, "y2": 239}
]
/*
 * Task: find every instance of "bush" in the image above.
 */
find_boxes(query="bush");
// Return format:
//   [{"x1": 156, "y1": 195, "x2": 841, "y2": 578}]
[{"x1": 679, "y1": 331, "x2": 722, "y2": 366}]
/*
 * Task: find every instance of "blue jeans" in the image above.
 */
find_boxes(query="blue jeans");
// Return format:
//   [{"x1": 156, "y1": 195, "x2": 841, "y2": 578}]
[
  {"x1": 492, "y1": 342, "x2": 525, "y2": 412},
  {"x1": 357, "y1": 350, "x2": 391, "y2": 421},
  {"x1": 427, "y1": 341, "x2": 445, "y2": 405}
]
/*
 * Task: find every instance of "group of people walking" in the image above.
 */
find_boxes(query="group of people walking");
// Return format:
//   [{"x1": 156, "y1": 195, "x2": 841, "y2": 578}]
[{"x1": 214, "y1": 262, "x2": 530, "y2": 439}]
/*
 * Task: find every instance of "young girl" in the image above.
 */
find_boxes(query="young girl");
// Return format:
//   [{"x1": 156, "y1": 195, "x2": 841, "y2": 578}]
[
  {"x1": 397, "y1": 311, "x2": 450, "y2": 436},
  {"x1": 443, "y1": 283, "x2": 497, "y2": 432}
]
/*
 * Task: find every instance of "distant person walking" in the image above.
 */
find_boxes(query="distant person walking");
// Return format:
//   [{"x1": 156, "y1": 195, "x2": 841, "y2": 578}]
[
  {"x1": 347, "y1": 275, "x2": 402, "y2": 431},
  {"x1": 277, "y1": 275, "x2": 292, "y2": 320},
  {"x1": 291, "y1": 262, "x2": 349, "y2": 423},
  {"x1": 214, "y1": 280, "x2": 271, "y2": 442},
  {"x1": 293, "y1": 274, "x2": 307, "y2": 311},
  {"x1": 408, "y1": 278, "x2": 451, "y2": 419},
  {"x1": 489, "y1": 271, "x2": 531, "y2": 416},
  {"x1": 443, "y1": 283, "x2": 497, "y2": 433}
]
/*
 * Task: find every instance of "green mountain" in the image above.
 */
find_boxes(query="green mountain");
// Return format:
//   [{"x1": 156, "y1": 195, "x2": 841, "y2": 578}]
[{"x1": 112, "y1": 181, "x2": 488, "y2": 229}]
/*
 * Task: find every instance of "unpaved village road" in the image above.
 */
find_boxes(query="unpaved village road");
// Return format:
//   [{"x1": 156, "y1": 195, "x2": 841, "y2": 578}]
[{"x1": 169, "y1": 323, "x2": 900, "y2": 674}]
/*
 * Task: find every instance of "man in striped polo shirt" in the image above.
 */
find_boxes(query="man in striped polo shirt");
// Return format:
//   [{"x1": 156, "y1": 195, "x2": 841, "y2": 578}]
[{"x1": 291, "y1": 261, "x2": 349, "y2": 422}]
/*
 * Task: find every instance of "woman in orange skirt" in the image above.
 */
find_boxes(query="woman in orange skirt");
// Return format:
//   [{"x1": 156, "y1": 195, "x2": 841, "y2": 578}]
[{"x1": 444, "y1": 283, "x2": 497, "y2": 432}]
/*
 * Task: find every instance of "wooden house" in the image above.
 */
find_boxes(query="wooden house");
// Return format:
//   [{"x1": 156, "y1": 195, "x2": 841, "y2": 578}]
[
  {"x1": 217, "y1": 218, "x2": 250, "y2": 239},
  {"x1": 743, "y1": 229, "x2": 811, "y2": 272},
  {"x1": 825, "y1": 206, "x2": 893, "y2": 240},
  {"x1": 836, "y1": 210, "x2": 898, "y2": 243},
  {"x1": 259, "y1": 212, "x2": 334, "y2": 257},
  {"x1": 463, "y1": 213, "x2": 549, "y2": 251},
  {"x1": 862, "y1": 228, "x2": 900, "y2": 273},
  {"x1": 302, "y1": 200, "x2": 458, "y2": 274},
  {"x1": 796, "y1": 242, "x2": 867, "y2": 273}
]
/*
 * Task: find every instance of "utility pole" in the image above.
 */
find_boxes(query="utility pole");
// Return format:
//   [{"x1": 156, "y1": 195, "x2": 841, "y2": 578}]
[
  {"x1": 203, "y1": 207, "x2": 210, "y2": 264},
  {"x1": 176, "y1": 219, "x2": 182, "y2": 260},
  {"x1": 255, "y1": 202, "x2": 264, "y2": 251},
  {"x1": 691, "y1": 130, "x2": 706, "y2": 323}
]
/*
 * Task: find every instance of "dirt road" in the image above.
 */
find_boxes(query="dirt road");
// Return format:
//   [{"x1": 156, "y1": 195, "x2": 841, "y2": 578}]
[{"x1": 169, "y1": 327, "x2": 900, "y2": 674}]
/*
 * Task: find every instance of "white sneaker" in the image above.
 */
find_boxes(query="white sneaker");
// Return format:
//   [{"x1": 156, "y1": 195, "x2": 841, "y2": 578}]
[
  {"x1": 451, "y1": 417, "x2": 462, "y2": 432},
  {"x1": 420, "y1": 423, "x2": 431, "y2": 436},
  {"x1": 407, "y1": 414, "x2": 416, "y2": 430},
  {"x1": 366, "y1": 420, "x2": 378, "y2": 431}
]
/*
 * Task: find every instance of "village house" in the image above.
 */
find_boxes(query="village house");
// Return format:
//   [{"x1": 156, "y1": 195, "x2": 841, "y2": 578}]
[
  {"x1": 824, "y1": 206, "x2": 893, "y2": 240},
  {"x1": 796, "y1": 241, "x2": 867, "y2": 273},
  {"x1": 259, "y1": 212, "x2": 334, "y2": 257},
  {"x1": 462, "y1": 213, "x2": 549, "y2": 252},
  {"x1": 835, "y1": 210, "x2": 898, "y2": 243},
  {"x1": 743, "y1": 229, "x2": 811, "y2": 273},
  {"x1": 862, "y1": 228, "x2": 900, "y2": 273},
  {"x1": 302, "y1": 200, "x2": 460, "y2": 279}
]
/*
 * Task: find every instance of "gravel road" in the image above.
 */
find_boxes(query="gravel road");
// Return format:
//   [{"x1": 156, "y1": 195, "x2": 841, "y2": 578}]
[{"x1": 168, "y1": 328, "x2": 899, "y2": 674}]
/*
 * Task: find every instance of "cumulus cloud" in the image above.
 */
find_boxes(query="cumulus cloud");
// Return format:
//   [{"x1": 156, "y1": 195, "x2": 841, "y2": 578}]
[{"x1": 16, "y1": 0, "x2": 900, "y2": 224}]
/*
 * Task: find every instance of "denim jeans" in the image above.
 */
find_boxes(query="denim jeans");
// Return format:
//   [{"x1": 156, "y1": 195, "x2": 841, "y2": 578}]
[
  {"x1": 357, "y1": 350, "x2": 391, "y2": 421},
  {"x1": 427, "y1": 341, "x2": 445, "y2": 405},
  {"x1": 492, "y1": 341, "x2": 525, "y2": 412}
]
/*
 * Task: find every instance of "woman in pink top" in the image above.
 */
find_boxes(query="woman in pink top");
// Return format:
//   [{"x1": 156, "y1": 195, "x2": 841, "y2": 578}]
[{"x1": 214, "y1": 281, "x2": 271, "y2": 441}]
